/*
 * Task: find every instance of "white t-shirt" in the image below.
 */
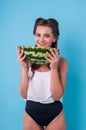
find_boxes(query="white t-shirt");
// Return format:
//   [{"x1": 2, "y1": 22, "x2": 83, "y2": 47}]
[{"x1": 27, "y1": 68, "x2": 62, "y2": 103}]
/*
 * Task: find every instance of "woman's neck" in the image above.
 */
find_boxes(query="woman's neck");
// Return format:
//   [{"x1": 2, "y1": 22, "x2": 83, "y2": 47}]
[{"x1": 36, "y1": 64, "x2": 50, "y2": 72}]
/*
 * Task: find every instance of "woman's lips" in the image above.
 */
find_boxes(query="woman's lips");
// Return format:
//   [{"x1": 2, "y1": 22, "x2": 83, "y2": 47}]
[{"x1": 37, "y1": 43, "x2": 46, "y2": 46}]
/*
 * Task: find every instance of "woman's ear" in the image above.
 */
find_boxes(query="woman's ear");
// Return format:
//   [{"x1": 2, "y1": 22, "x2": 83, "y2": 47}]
[
  {"x1": 53, "y1": 37, "x2": 57, "y2": 43},
  {"x1": 53, "y1": 40, "x2": 56, "y2": 43},
  {"x1": 53, "y1": 36, "x2": 57, "y2": 42}
]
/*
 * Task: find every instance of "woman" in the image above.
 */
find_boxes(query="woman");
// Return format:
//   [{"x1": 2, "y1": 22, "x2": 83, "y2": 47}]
[{"x1": 17, "y1": 18, "x2": 68, "y2": 130}]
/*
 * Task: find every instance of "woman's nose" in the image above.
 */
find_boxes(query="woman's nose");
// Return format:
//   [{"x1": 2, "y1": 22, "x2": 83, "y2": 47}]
[{"x1": 40, "y1": 36, "x2": 44, "y2": 42}]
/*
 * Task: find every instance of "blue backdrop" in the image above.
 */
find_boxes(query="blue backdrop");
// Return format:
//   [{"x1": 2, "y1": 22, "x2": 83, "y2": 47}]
[{"x1": 0, "y1": 0, "x2": 86, "y2": 130}]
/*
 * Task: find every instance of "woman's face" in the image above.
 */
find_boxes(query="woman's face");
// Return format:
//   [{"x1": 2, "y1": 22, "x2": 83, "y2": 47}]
[{"x1": 35, "y1": 26, "x2": 56, "y2": 47}]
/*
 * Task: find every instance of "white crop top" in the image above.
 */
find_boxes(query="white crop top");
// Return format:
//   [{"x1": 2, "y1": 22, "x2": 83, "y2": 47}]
[{"x1": 27, "y1": 68, "x2": 62, "y2": 103}]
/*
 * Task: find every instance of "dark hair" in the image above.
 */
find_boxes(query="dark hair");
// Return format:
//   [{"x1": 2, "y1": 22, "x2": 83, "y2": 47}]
[{"x1": 31, "y1": 18, "x2": 60, "y2": 78}]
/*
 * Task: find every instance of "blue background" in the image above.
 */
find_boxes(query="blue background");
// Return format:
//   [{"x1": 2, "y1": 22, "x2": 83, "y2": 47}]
[{"x1": 0, "y1": 0, "x2": 86, "y2": 130}]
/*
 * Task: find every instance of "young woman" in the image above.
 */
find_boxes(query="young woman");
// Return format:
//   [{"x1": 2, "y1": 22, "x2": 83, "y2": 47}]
[{"x1": 17, "y1": 18, "x2": 68, "y2": 130}]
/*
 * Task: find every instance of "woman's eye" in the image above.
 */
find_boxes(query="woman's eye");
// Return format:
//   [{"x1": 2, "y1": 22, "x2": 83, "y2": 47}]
[
  {"x1": 45, "y1": 34, "x2": 50, "y2": 38},
  {"x1": 36, "y1": 34, "x2": 40, "y2": 37}
]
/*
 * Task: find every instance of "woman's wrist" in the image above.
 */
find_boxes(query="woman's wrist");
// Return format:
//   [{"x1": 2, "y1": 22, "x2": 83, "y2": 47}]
[
  {"x1": 50, "y1": 63, "x2": 58, "y2": 70},
  {"x1": 20, "y1": 62, "x2": 28, "y2": 68},
  {"x1": 21, "y1": 64, "x2": 28, "y2": 72}
]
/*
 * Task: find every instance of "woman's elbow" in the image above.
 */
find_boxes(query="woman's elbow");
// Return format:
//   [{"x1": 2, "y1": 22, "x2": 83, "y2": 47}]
[
  {"x1": 52, "y1": 89, "x2": 64, "y2": 101},
  {"x1": 19, "y1": 87, "x2": 27, "y2": 99}
]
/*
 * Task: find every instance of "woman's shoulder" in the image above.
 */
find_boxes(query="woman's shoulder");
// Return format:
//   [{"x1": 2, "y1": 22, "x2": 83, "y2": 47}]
[
  {"x1": 59, "y1": 57, "x2": 68, "y2": 70},
  {"x1": 60, "y1": 57, "x2": 68, "y2": 64}
]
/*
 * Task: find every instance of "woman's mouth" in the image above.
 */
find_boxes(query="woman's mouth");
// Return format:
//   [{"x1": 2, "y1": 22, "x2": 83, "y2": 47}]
[{"x1": 37, "y1": 43, "x2": 46, "y2": 47}]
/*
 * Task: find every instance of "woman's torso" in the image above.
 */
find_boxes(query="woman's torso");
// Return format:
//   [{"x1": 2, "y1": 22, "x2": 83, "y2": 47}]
[{"x1": 27, "y1": 59, "x2": 63, "y2": 103}]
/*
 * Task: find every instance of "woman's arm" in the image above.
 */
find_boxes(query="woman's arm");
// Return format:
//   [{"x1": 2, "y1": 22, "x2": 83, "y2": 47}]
[
  {"x1": 50, "y1": 58, "x2": 68, "y2": 100},
  {"x1": 17, "y1": 47, "x2": 29, "y2": 99},
  {"x1": 45, "y1": 48, "x2": 68, "y2": 100},
  {"x1": 19, "y1": 66, "x2": 29, "y2": 99}
]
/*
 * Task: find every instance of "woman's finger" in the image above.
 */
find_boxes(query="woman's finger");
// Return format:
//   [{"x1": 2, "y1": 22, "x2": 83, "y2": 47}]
[
  {"x1": 19, "y1": 54, "x2": 26, "y2": 62},
  {"x1": 53, "y1": 48, "x2": 60, "y2": 56},
  {"x1": 18, "y1": 50, "x2": 24, "y2": 59},
  {"x1": 50, "y1": 49, "x2": 56, "y2": 58},
  {"x1": 46, "y1": 52, "x2": 54, "y2": 60},
  {"x1": 17, "y1": 46, "x2": 21, "y2": 55},
  {"x1": 45, "y1": 55, "x2": 52, "y2": 63}
]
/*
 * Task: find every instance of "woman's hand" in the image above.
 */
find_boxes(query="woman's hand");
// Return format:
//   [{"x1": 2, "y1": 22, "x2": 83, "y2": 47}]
[
  {"x1": 17, "y1": 46, "x2": 28, "y2": 68},
  {"x1": 45, "y1": 48, "x2": 60, "y2": 69}
]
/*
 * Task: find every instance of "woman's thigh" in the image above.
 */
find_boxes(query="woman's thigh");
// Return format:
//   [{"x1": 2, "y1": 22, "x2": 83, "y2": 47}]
[
  {"x1": 23, "y1": 111, "x2": 44, "y2": 130},
  {"x1": 46, "y1": 109, "x2": 66, "y2": 130}
]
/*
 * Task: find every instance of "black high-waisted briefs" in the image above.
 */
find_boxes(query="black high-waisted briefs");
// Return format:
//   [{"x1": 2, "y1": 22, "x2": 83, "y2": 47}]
[{"x1": 25, "y1": 100, "x2": 63, "y2": 127}]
